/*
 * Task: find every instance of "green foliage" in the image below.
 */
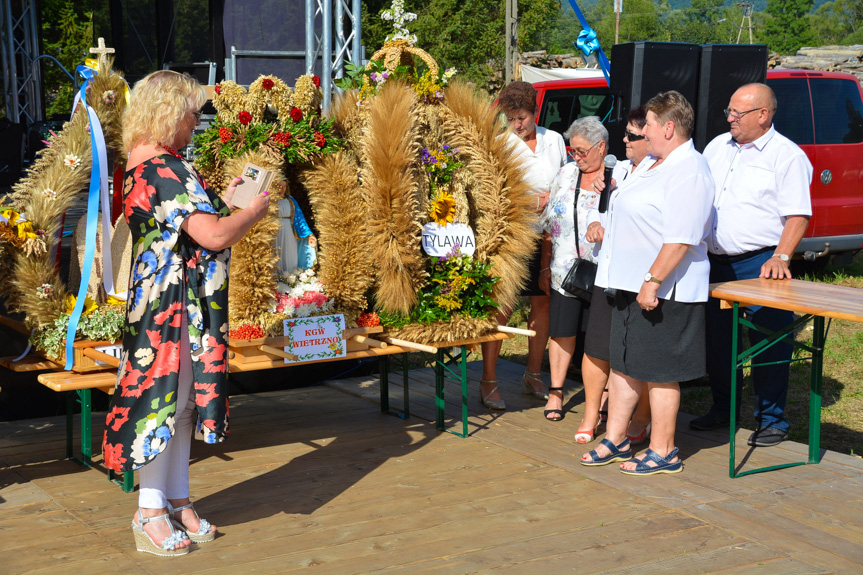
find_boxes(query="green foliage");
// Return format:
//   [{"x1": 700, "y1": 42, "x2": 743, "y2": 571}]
[
  {"x1": 759, "y1": 0, "x2": 816, "y2": 54},
  {"x1": 194, "y1": 114, "x2": 343, "y2": 169},
  {"x1": 360, "y1": 0, "x2": 558, "y2": 91},
  {"x1": 379, "y1": 250, "x2": 499, "y2": 328},
  {"x1": 41, "y1": 0, "x2": 93, "y2": 117},
  {"x1": 809, "y1": 0, "x2": 862, "y2": 44},
  {"x1": 31, "y1": 306, "x2": 125, "y2": 357}
]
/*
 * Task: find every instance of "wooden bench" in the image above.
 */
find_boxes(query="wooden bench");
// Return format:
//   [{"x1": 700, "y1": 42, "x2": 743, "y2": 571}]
[
  {"x1": 32, "y1": 368, "x2": 133, "y2": 491},
  {"x1": 0, "y1": 355, "x2": 135, "y2": 492}
]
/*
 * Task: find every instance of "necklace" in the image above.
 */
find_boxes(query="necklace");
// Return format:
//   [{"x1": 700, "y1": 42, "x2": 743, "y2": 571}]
[{"x1": 159, "y1": 143, "x2": 183, "y2": 160}]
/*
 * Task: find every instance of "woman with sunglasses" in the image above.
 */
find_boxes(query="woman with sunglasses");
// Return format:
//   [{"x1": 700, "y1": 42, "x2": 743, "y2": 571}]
[
  {"x1": 578, "y1": 107, "x2": 655, "y2": 444},
  {"x1": 479, "y1": 81, "x2": 566, "y2": 410},
  {"x1": 104, "y1": 70, "x2": 269, "y2": 556}
]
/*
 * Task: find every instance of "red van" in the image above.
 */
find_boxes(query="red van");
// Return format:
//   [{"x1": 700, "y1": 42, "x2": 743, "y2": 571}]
[{"x1": 533, "y1": 70, "x2": 863, "y2": 263}]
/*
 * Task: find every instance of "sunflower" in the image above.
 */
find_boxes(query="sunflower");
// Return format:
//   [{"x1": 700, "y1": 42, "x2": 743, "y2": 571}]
[{"x1": 429, "y1": 190, "x2": 456, "y2": 226}]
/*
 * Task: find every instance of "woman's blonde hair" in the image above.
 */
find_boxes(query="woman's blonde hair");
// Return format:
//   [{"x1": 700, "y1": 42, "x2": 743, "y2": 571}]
[{"x1": 121, "y1": 70, "x2": 206, "y2": 152}]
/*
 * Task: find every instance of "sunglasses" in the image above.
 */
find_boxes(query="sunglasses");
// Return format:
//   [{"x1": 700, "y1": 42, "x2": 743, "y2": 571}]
[{"x1": 624, "y1": 130, "x2": 645, "y2": 141}]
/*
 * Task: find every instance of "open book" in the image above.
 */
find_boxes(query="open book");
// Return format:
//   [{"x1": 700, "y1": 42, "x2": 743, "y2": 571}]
[{"x1": 232, "y1": 162, "x2": 274, "y2": 209}]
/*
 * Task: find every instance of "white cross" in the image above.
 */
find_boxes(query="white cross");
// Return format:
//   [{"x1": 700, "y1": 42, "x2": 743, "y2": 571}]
[{"x1": 89, "y1": 37, "x2": 115, "y2": 60}]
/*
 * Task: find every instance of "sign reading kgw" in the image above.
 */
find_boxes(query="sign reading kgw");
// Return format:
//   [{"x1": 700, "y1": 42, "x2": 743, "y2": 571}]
[
  {"x1": 421, "y1": 222, "x2": 476, "y2": 257},
  {"x1": 282, "y1": 314, "x2": 346, "y2": 364}
]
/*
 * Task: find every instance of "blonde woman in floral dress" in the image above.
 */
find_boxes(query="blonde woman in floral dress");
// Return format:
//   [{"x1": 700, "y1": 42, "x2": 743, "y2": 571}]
[{"x1": 104, "y1": 70, "x2": 268, "y2": 556}]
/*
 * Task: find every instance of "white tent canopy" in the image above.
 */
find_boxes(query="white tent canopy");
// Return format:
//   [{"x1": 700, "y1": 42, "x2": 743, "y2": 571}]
[{"x1": 520, "y1": 64, "x2": 605, "y2": 84}]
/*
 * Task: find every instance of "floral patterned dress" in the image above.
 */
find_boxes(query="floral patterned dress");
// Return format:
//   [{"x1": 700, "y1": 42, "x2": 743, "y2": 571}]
[
  {"x1": 542, "y1": 163, "x2": 599, "y2": 297},
  {"x1": 103, "y1": 154, "x2": 231, "y2": 473}
]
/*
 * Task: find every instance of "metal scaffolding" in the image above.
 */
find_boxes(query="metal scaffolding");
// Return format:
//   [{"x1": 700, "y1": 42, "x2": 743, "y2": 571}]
[{"x1": 0, "y1": 0, "x2": 42, "y2": 124}]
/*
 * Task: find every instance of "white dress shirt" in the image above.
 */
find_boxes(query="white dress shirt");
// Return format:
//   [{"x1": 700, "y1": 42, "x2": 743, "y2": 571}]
[
  {"x1": 509, "y1": 126, "x2": 567, "y2": 196},
  {"x1": 590, "y1": 156, "x2": 656, "y2": 288},
  {"x1": 703, "y1": 126, "x2": 812, "y2": 255},
  {"x1": 604, "y1": 140, "x2": 715, "y2": 302}
]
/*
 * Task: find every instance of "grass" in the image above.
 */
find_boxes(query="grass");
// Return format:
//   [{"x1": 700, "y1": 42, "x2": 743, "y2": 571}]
[{"x1": 496, "y1": 251, "x2": 863, "y2": 457}]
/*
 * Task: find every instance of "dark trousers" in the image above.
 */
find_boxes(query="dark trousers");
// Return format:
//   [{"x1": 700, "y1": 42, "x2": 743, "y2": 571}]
[{"x1": 706, "y1": 250, "x2": 792, "y2": 432}]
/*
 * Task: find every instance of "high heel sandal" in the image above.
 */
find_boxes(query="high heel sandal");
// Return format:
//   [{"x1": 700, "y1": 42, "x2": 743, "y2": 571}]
[
  {"x1": 627, "y1": 423, "x2": 651, "y2": 446},
  {"x1": 480, "y1": 379, "x2": 506, "y2": 410},
  {"x1": 522, "y1": 371, "x2": 550, "y2": 400},
  {"x1": 543, "y1": 386, "x2": 565, "y2": 421},
  {"x1": 132, "y1": 508, "x2": 190, "y2": 556},
  {"x1": 574, "y1": 416, "x2": 601, "y2": 443},
  {"x1": 169, "y1": 501, "x2": 216, "y2": 543}
]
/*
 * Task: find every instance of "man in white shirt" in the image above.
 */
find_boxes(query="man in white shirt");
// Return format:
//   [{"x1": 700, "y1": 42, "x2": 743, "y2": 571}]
[{"x1": 690, "y1": 83, "x2": 812, "y2": 447}]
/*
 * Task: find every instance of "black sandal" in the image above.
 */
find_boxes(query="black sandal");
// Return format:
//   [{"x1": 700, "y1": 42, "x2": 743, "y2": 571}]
[{"x1": 544, "y1": 386, "x2": 565, "y2": 422}]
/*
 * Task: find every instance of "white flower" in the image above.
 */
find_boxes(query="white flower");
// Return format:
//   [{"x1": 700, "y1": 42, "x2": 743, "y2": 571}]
[
  {"x1": 41, "y1": 188, "x2": 57, "y2": 200},
  {"x1": 135, "y1": 347, "x2": 154, "y2": 367},
  {"x1": 381, "y1": 0, "x2": 417, "y2": 44},
  {"x1": 64, "y1": 154, "x2": 81, "y2": 170},
  {"x1": 296, "y1": 303, "x2": 316, "y2": 317},
  {"x1": 286, "y1": 273, "x2": 297, "y2": 284}
]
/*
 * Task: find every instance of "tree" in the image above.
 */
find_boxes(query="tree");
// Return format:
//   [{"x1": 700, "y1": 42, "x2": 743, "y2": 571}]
[
  {"x1": 40, "y1": 0, "x2": 93, "y2": 117},
  {"x1": 759, "y1": 0, "x2": 816, "y2": 54},
  {"x1": 360, "y1": 0, "x2": 560, "y2": 90},
  {"x1": 809, "y1": 0, "x2": 862, "y2": 44}
]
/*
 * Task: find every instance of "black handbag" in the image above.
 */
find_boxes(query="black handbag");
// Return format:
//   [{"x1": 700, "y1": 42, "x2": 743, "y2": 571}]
[{"x1": 560, "y1": 171, "x2": 597, "y2": 303}]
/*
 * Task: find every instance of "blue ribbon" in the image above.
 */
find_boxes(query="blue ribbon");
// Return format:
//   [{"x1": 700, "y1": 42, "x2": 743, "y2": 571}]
[
  {"x1": 63, "y1": 65, "x2": 103, "y2": 370},
  {"x1": 566, "y1": 0, "x2": 611, "y2": 87}
]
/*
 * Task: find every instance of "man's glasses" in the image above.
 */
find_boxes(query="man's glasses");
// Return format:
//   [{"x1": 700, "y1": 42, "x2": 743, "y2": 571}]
[
  {"x1": 624, "y1": 130, "x2": 645, "y2": 141},
  {"x1": 723, "y1": 107, "x2": 762, "y2": 120}
]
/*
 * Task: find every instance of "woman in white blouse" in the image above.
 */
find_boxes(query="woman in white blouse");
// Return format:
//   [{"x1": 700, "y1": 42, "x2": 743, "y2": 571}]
[
  {"x1": 580, "y1": 91, "x2": 714, "y2": 475},
  {"x1": 479, "y1": 81, "x2": 567, "y2": 410},
  {"x1": 540, "y1": 117, "x2": 605, "y2": 425}
]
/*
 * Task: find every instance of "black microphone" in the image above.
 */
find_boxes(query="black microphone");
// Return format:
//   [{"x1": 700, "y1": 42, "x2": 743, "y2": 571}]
[{"x1": 599, "y1": 154, "x2": 617, "y2": 214}]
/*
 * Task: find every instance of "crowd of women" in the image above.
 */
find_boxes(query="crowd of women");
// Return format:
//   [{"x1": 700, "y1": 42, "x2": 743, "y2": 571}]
[
  {"x1": 488, "y1": 81, "x2": 715, "y2": 478},
  {"x1": 106, "y1": 70, "x2": 714, "y2": 556}
]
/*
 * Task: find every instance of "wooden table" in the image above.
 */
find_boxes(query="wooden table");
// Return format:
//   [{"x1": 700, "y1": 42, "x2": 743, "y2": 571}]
[{"x1": 709, "y1": 278, "x2": 863, "y2": 477}]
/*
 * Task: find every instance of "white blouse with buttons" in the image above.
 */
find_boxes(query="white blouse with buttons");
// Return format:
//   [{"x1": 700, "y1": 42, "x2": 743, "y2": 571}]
[{"x1": 603, "y1": 140, "x2": 715, "y2": 303}]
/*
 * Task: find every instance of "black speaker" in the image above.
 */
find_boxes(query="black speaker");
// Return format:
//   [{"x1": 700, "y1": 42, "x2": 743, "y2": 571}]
[
  {"x1": 608, "y1": 42, "x2": 701, "y2": 159},
  {"x1": 694, "y1": 44, "x2": 768, "y2": 151},
  {"x1": 0, "y1": 119, "x2": 24, "y2": 186}
]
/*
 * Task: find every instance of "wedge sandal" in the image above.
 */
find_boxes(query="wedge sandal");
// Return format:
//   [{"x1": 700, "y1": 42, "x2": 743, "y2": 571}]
[
  {"x1": 132, "y1": 508, "x2": 190, "y2": 557},
  {"x1": 169, "y1": 501, "x2": 216, "y2": 543}
]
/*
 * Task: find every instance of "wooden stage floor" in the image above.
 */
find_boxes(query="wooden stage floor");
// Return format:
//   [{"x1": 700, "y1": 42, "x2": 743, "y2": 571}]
[{"x1": 2, "y1": 359, "x2": 863, "y2": 574}]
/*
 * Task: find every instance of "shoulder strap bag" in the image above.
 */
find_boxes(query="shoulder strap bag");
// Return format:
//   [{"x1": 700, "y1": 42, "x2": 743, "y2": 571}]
[{"x1": 560, "y1": 170, "x2": 597, "y2": 303}]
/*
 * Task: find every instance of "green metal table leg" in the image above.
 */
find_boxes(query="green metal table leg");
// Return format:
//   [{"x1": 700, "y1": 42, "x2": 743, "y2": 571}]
[
  {"x1": 379, "y1": 355, "x2": 389, "y2": 414},
  {"x1": 79, "y1": 389, "x2": 92, "y2": 466},
  {"x1": 66, "y1": 392, "x2": 74, "y2": 460},
  {"x1": 729, "y1": 302, "x2": 740, "y2": 478},
  {"x1": 459, "y1": 345, "x2": 468, "y2": 438},
  {"x1": 435, "y1": 350, "x2": 445, "y2": 430},
  {"x1": 402, "y1": 358, "x2": 410, "y2": 418},
  {"x1": 730, "y1": 309, "x2": 824, "y2": 477},
  {"x1": 809, "y1": 315, "x2": 825, "y2": 464}
]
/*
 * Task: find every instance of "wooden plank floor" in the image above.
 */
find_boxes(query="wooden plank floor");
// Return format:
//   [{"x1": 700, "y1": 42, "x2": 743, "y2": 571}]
[{"x1": 2, "y1": 359, "x2": 862, "y2": 574}]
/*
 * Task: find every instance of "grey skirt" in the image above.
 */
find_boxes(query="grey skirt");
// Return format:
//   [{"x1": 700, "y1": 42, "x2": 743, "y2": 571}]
[{"x1": 609, "y1": 290, "x2": 706, "y2": 383}]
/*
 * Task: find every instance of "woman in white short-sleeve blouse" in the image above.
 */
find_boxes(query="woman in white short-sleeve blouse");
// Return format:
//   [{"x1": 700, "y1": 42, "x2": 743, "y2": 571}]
[{"x1": 580, "y1": 91, "x2": 714, "y2": 477}]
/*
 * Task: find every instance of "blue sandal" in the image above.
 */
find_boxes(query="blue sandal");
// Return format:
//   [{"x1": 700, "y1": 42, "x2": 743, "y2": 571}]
[
  {"x1": 619, "y1": 447, "x2": 683, "y2": 476},
  {"x1": 580, "y1": 438, "x2": 632, "y2": 466}
]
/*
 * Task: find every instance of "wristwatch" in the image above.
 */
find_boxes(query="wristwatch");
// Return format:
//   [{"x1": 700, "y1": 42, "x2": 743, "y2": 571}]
[
  {"x1": 644, "y1": 272, "x2": 662, "y2": 284},
  {"x1": 772, "y1": 253, "x2": 790, "y2": 263}
]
